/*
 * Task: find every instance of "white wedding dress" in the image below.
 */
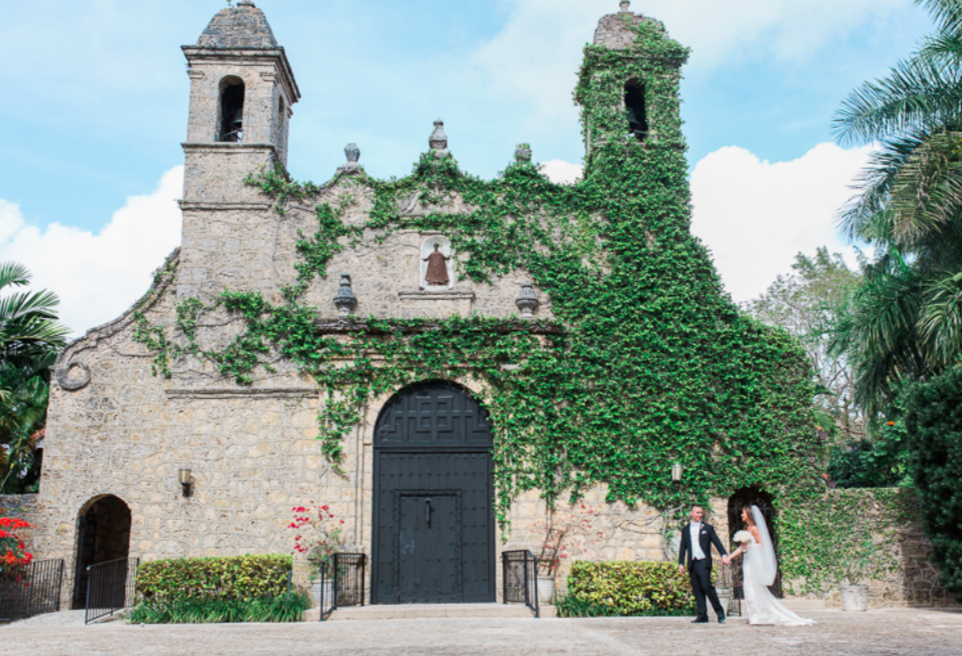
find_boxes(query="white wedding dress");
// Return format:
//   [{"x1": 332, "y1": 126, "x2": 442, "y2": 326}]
[{"x1": 742, "y1": 534, "x2": 816, "y2": 626}]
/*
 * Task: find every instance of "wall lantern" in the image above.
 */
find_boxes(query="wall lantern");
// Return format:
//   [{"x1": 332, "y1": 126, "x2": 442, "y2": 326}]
[
  {"x1": 178, "y1": 467, "x2": 192, "y2": 497},
  {"x1": 671, "y1": 463, "x2": 683, "y2": 486}
]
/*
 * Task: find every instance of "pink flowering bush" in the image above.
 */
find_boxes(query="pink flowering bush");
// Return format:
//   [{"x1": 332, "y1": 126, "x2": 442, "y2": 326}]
[{"x1": 289, "y1": 505, "x2": 345, "y2": 579}]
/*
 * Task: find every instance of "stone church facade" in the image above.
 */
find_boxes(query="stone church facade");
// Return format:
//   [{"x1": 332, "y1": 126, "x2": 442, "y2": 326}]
[{"x1": 4, "y1": 1, "x2": 951, "y2": 611}]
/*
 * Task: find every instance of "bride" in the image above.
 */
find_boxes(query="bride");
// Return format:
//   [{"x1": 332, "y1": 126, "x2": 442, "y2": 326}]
[{"x1": 727, "y1": 505, "x2": 815, "y2": 626}]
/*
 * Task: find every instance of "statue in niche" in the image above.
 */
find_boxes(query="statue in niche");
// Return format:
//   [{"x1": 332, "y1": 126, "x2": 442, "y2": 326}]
[{"x1": 423, "y1": 243, "x2": 451, "y2": 286}]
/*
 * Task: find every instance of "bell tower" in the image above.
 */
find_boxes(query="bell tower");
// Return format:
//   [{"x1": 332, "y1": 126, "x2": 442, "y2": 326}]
[
  {"x1": 180, "y1": 0, "x2": 300, "y2": 204},
  {"x1": 576, "y1": 1, "x2": 689, "y2": 172}
]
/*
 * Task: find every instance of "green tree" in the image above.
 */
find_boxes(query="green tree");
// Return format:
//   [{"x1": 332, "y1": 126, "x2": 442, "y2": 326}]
[
  {"x1": 0, "y1": 262, "x2": 68, "y2": 492},
  {"x1": 832, "y1": 0, "x2": 962, "y2": 416},
  {"x1": 903, "y1": 366, "x2": 962, "y2": 601},
  {"x1": 744, "y1": 247, "x2": 864, "y2": 441}
]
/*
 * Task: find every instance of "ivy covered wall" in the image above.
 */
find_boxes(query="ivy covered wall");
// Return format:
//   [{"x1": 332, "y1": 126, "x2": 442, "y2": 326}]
[{"x1": 132, "y1": 11, "x2": 820, "y2": 524}]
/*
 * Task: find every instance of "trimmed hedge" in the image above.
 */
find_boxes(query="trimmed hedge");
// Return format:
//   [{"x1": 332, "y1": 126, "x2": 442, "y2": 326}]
[
  {"x1": 129, "y1": 592, "x2": 309, "y2": 624},
  {"x1": 136, "y1": 554, "x2": 292, "y2": 602},
  {"x1": 559, "y1": 561, "x2": 696, "y2": 617}
]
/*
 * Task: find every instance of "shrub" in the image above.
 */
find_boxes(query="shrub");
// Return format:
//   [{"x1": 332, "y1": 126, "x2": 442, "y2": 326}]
[
  {"x1": 129, "y1": 592, "x2": 309, "y2": 624},
  {"x1": 136, "y1": 554, "x2": 292, "y2": 602},
  {"x1": 904, "y1": 366, "x2": 962, "y2": 602},
  {"x1": 559, "y1": 561, "x2": 696, "y2": 617}
]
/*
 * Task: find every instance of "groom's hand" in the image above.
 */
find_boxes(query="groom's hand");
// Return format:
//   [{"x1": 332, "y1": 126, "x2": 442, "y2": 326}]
[
  {"x1": 721, "y1": 556, "x2": 730, "y2": 565},
  {"x1": 678, "y1": 564, "x2": 685, "y2": 575}
]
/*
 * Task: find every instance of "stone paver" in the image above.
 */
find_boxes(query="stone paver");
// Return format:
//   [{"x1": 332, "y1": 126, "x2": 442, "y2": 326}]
[{"x1": 2, "y1": 608, "x2": 962, "y2": 656}]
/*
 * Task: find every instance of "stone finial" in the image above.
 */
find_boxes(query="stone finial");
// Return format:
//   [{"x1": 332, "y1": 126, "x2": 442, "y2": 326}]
[
  {"x1": 339, "y1": 143, "x2": 361, "y2": 173},
  {"x1": 333, "y1": 272, "x2": 357, "y2": 318},
  {"x1": 237, "y1": 1, "x2": 256, "y2": 7},
  {"x1": 429, "y1": 119, "x2": 449, "y2": 159},
  {"x1": 516, "y1": 282, "x2": 540, "y2": 320},
  {"x1": 515, "y1": 144, "x2": 532, "y2": 163},
  {"x1": 620, "y1": 1, "x2": 630, "y2": 12}
]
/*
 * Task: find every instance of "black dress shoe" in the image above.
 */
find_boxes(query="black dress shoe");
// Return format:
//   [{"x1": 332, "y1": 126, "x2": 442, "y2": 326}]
[
  {"x1": 718, "y1": 615, "x2": 726, "y2": 624},
  {"x1": 691, "y1": 618, "x2": 709, "y2": 623}
]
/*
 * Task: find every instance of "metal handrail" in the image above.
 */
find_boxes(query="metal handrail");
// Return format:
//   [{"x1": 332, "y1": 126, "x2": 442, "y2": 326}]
[
  {"x1": 501, "y1": 550, "x2": 539, "y2": 618},
  {"x1": 84, "y1": 557, "x2": 138, "y2": 625}
]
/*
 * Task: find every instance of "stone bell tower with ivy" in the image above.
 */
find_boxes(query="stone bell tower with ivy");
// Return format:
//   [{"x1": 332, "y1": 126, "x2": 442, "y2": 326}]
[
  {"x1": 576, "y1": 1, "x2": 690, "y2": 226},
  {"x1": 180, "y1": 0, "x2": 300, "y2": 207}
]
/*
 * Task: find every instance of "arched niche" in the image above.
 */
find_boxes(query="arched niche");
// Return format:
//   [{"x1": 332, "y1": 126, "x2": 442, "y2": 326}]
[{"x1": 420, "y1": 236, "x2": 455, "y2": 290}]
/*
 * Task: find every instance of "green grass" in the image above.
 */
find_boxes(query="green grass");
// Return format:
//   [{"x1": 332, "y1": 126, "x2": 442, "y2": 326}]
[{"x1": 128, "y1": 592, "x2": 310, "y2": 624}]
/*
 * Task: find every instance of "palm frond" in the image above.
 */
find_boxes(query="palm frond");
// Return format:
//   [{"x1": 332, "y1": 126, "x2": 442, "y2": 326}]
[
  {"x1": 918, "y1": 270, "x2": 962, "y2": 366},
  {"x1": 0, "y1": 262, "x2": 30, "y2": 292},
  {"x1": 833, "y1": 57, "x2": 962, "y2": 145},
  {"x1": 918, "y1": 0, "x2": 962, "y2": 37}
]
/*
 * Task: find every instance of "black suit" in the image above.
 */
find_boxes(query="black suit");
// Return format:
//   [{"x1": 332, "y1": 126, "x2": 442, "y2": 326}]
[{"x1": 678, "y1": 522, "x2": 728, "y2": 621}]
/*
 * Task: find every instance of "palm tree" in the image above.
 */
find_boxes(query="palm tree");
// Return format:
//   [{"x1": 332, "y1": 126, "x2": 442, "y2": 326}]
[
  {"x1": 832, "y1": 0, "x2": 962, "y2": 416},
  {"x1": 0, "y1": 262, "x2": 67, "y2": 491},
  {"x1": 0, "y1": 262, "x2": 69, "y2": 373}
]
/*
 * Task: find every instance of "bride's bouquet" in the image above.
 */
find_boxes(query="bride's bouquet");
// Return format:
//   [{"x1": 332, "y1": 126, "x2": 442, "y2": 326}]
[{"x1": 732, "y1": 530, "x2": 752, "y2": 544}]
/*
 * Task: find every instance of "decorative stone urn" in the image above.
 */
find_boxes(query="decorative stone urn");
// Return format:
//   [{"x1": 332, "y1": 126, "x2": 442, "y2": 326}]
[
  {"x1": 429, "y1": 119, "x2": 449, "y2": 158},
  {"x1": 340, "y1": 143, "x2": 361, "y2": 173},
  {"x1": 840, "y1": 584, "x2": 869, "y2": 611},
  {"x1": 333, "y1": 272, "x2": 357, "y2": 318},
  {"x1": 716, "y1": 587, "x2": 733, "y2": 616},
  {"x1": 311, "y1": 579, "x2": 336, "y2": 608},
  {"x1": 536, "y1": 576, "x2": 555, "y2": 605},
  {"x1": 515, "y1": 144, "x2": 532, "y2": 162},
  {"x1": 516, "y1": 282, "x2": 540, "y2": 319}
]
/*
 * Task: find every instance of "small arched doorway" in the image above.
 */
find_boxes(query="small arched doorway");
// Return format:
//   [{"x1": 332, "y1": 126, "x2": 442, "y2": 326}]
[
  {"x1": 727, "y1": 487, "x2": 783, "y2": 598},
  {"x1": 72, "y1": 495, "x2": 131, "y2": 609},
  {"x1": 371, "y1": 381, "x2": 495, "y2": 605}
]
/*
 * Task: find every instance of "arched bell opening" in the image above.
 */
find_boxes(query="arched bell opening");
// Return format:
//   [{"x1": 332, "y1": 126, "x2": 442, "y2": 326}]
[
  {"x1": 727, "y1": 487, "x2": 783, "y2": 598},
  {"x1": 71, "y1": 495, "x2": 131, "y2": 609},
  {"x1": 371, "y1": 380, "x2": 495, "y2": 605},
  {"x1": 218, "y1": 76, "x2": 246, "y2": 143},
  {"x1": 624, "y1": 79, "x2": 648, "y2": 142}
]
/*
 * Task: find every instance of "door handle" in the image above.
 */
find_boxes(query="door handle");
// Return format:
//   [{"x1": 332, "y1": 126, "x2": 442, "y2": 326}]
[{"x1": 425, "y1": 498, "x2": 432, "y2": 527}]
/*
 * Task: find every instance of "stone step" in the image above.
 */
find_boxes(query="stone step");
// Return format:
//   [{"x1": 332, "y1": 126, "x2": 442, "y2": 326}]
[{"x1": 303, "y1": 603, "x2": 553, "y2": 622}]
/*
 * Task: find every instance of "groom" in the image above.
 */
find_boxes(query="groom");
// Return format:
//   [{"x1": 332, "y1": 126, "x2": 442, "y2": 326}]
[{"x1": 677, "y1": 505, "x2": 729, "y2": 624}]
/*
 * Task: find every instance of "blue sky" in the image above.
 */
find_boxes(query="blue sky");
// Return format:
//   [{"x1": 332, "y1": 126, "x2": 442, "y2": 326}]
[{"x1": 0, "y1": 0, "x2": 935, "y2": 334}]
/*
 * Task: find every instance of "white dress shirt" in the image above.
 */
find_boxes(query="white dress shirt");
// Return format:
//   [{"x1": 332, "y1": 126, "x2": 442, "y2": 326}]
[{"x1": 690, "y1": 522, "x2": 706, "y2": 560}]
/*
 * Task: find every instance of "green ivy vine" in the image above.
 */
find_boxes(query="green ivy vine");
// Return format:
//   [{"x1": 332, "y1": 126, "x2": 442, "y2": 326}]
[{"x1": 133, "y1": 17, "x2": 821, "y2": 524}]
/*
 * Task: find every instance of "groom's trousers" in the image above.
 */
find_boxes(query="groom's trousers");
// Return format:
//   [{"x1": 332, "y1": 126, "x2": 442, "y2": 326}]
[{"x1": 689, "y1": 559, "x2": 724, "y2": 620}]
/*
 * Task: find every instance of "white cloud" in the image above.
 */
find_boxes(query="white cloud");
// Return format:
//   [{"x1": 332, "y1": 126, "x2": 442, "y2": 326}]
[
  {"x1": 465, "y1": 0, "x2": 911, "y2": 126},
  {"x1": 541, "y1": 159, "x2": 584, "y2": 184},
  {"x1": 690, "y1": 143, "x2": 871, "y2": 302},
  {"x1": 0, "y1": 167, "x2": 183, "y2": 337},
  {"x1": 535, "y1": 142, "x2": 871, "y2": 303}
]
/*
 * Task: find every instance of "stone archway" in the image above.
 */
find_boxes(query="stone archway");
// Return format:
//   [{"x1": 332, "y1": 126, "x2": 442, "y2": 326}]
[
  {"x1": 72, "y1": 495, "x2": 131, "y2": 609},
  {"x1": 371, "y1": 381, "x2": 495, "y2": 605},
  {"x1": 728, "y1": 487, "x2": 783, "y2": 598}
]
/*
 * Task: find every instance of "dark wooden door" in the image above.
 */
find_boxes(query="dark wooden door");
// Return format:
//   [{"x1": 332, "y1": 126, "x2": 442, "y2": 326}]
[
  {"x1": 372, "y1": 382, "x2": 495, "y2": 605},
  {"x1": 397, "y1": 492, "x2": 461, "y2": 603}
]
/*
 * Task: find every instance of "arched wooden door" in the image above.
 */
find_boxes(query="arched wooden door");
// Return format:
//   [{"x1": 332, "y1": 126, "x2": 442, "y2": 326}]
[{"x1": 371, "y1": 381, "x2": 495, "y2": 605}]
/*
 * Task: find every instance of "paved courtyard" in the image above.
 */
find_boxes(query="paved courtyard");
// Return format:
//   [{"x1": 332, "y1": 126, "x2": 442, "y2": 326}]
[{"x1": 3, "y1": 608, "x2": 962, "y2": 656}]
